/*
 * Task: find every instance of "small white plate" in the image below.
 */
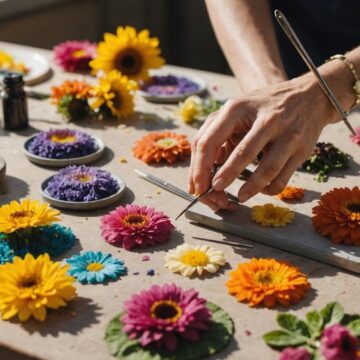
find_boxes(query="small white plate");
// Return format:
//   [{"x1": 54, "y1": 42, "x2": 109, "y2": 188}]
[
  {"x1": 138, "y1": 75, "x2": 206, "y2": 103},
  {"x1": 40, "y1": 174, "x2": 126, "y2": 210},
  {"x1": 0, "y1": 47, "x2": 51, "y2": 85},
  {"x1": 24, "y1": 134, "x2": 106, "y2": 167}
]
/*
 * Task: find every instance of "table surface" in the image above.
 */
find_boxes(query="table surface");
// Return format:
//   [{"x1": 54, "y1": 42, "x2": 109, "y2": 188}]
[{"x1": 0, "y1": 42, "x2": 359, "y2": 360}]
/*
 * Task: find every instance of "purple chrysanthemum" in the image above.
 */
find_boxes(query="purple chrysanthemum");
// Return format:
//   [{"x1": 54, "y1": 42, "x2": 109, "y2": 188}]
[
  {"x1": 320, "y1": 324, "x2": 358, "y2": 360},
  {"x1": 46, "y1": 165, "x2": 119, "y2": 202},
  {"x1": 122, "y1": 284, "x2": 212, "y2": 352},
  {"x1": 141, "y1": 75, "x2": 200, "y2": 96},
  {"x1": 100, "y1": 204, "x2": 174, "y2": 250},
  {"x1": 28, "y1": 129, "x2": 97, "y2": 159},
  {"x1": 53, "y1": 40, "x2": 97, "y2": 72}
]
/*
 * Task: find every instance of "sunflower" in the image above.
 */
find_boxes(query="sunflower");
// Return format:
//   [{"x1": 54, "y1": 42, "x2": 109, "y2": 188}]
[
  {"x1": 226, "y1": 258, "x2": 311, "y2": 308},
  {"x1": 276, "y1": 186, "x2": 305, "y2": 202},
  {"x1": 133, "y1": 131, "x2": 191, "y2": 164},
  {"x1": 0, "y1": 199, "x2": 60, "y2": 234},
  {"x1": 90, "y1": 70, "x2": 137, "y2": 118},
  {"x1": 251, "y1": 203, "x2": 295, "y2": 227},
  {"x1": 0, "y1": 253, "x2": 76, "y2": 321},
  {"x1": 164, "y1": 243, "x2": 226, "y2": 277},
  {"x1": 90, "y1": 26, "x2": 165, "y2": 81},
  {"x1": 312, "y1": 187, "x2": 360, "y2": 245}
]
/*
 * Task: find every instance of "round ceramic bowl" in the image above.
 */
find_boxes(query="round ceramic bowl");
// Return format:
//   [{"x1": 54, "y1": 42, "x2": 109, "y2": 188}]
[
  {"x1": 138, "y1": 75, "x2": 206, "y2": 103},
  {"x1": 40, "y1": 174, "x2": 126, "y2": 210},
  {"x1": 24, "y1": 134, "x2": 105, "y2": 167}
]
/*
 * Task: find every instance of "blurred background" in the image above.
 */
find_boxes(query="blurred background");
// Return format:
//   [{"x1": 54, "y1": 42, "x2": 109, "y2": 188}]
[{"x1": 0, "y1": 0, "x2": 230, "y2": 74}]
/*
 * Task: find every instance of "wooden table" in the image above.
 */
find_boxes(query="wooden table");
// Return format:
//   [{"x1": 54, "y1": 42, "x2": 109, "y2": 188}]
[{"x1": 0, "y1": 42, "x2": 359, "y2": 360}]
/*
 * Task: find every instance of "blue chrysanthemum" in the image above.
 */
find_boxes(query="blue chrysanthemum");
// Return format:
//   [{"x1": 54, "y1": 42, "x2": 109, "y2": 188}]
[
  {"x1": 0, "y1": 241, "x2": 15, "y2": 264},
  {"x1": 66, "y1": 251, "x2": 127, "y2": 284},
  {"x1": 0, "y1": 224, "x2": 77, "y2": 259}
]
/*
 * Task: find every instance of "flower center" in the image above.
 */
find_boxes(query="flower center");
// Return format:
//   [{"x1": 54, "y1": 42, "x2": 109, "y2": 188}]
[
  {"x1": 180, "y1": 249, "x2": 209, "y2": 267},
  {"x1": 72, "y1": 49, "x2": 87, "y2": 58},
  {"x1": 74, "y1": 173, "x2": 93, "y2": 182},
  {"x1": 123, "y1": 214, "x2": 148, "y2": 227},
  {"x1": 255, "y1": 270, "x2": 282, "y2": 285},
  {"x1": 11, "y1": 210, "x2": 34, "y2": 220},
  {"x1": 150, "y1": 300, "x2": 183, "y2": 322},
  {"x1": 114, "y1": 49, "x2": 142, "y2": 76},
  {"x1": 342, "y1": 201, "x2": 360, "y2": 221},
  {"x1": 50, "y1": 134, "x2": 77, "y2": 144},
  {"x1": 18, "y1": 276, "x2": 39, "y2": 289},
  {"x1": 156, "y1": 138, "x2": 177, "y2": 148},
  {"x1": 86, "y1": 262, "x2": 104, "y2": 272}
]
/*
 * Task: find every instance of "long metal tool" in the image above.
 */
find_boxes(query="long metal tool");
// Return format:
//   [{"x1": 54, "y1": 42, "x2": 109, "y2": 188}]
[{"x1": 274, "y1": 10, "x2": 356, "y2": 135}]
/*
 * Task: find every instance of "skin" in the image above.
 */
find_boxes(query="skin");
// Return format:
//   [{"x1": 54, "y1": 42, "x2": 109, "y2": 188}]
[{"x1": 189, "y1": 0, "x2": 358, "y2": 212}]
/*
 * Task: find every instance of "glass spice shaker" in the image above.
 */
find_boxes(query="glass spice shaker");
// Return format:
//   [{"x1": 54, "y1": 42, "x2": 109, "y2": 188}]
[{"x1": 1, "y1": 73, "x2": 29, "y2": 130}]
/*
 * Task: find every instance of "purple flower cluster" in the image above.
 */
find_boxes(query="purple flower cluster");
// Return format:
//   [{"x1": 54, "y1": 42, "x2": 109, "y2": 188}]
[
  {"x1": 46, "y1": 165, "x2": 119, "y2": 202},
  {"x1": 141, "y1": 75, "x2": 200, "y2": 96},
  {"x1": 28, "y1": 129, "x2": 97, "y2": 159}
]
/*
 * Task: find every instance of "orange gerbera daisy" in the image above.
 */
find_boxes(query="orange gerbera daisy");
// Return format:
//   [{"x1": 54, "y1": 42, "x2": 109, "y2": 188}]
[
  {"x1": 226, "y1": 258, "x2": 311, "y2": 308},
  {"x1": 312, "y1": 187, "x2": 360, "y2": 245},
  {"x1": 277, "y1": 186, "x2": 304, "y2": 202},
  {"x1": 51, "y1": 80, "x2": 93, "y2": 105},
  {"x1": 133, "y1": 131, "x2": 191, "y2": 164}
]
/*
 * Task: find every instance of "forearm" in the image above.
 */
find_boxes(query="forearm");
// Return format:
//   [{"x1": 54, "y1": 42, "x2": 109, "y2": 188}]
[{"x1": 205, "y1": 0, "x2": 287, "y2": 92}]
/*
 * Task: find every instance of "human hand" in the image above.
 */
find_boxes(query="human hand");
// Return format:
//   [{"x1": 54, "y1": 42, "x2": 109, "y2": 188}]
[{"x1": 188, "y1": 75, "x2": 336, "y2": 211}]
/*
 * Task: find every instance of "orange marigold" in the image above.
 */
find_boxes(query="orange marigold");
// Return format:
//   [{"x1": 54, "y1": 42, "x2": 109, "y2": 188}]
[
  {"x1": 51, "y1": 80, "x2": 93, "y2": 105},
  {"x1": 312, "y1": 187, "x2": 360, "y2": 245},
  {"x1": 277, "y1": 186, "x2": 304, "y2": 202},
  {"x1": 133, "y1": 131, "x2": 191, "y2": 164},
  {"x1": 226, "y1": 258, "x2": 311, "y2": 308}
]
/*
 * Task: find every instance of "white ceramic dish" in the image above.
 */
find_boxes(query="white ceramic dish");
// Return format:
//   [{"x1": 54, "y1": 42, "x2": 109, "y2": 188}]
[
  {"x1": 138, "y1": 75, "x2": 206, "y2": 103},
  {"x1": 0, "y1": 47, "x2": 51, "y2": 85},
  {"x1": 40, "y1": 174, "x2": 126, "y2": 210},
  {"x1": 24, "y1": 134, "x2": 105, "y2": 167}
]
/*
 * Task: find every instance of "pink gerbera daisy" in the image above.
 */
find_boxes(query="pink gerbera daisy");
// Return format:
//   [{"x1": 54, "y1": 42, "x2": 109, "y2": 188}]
[
  {"x1": 350, "y1": 126, "x2": 360, "y2": 145},
  {"x1": 53, "y1": 40, "x2": 97, "y2": 72},
  {"x1": 121, "y1": 284, "x2": 212, "y2": 352},
  {"x1": 100, "y1": 204, "x2": 174, "y2": 250}
]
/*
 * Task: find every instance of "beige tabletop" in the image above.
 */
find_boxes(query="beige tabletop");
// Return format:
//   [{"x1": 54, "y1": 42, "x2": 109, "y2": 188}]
[{"x1": 0, "y1": 42, "x2": 359, "y2": 360}]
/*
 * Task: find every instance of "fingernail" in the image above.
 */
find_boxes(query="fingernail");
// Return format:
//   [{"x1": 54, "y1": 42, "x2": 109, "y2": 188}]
[
  {"x1": 212, "y1": 178, "x2": 224, "y2": 191},
  {"x1": 238, "y1": 191, "x2": 250, "y2": 203}
]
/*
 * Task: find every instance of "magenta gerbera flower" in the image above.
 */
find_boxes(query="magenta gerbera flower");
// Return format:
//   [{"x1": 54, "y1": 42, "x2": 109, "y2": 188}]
[
  {"x1": 350, "y1": 126, "x2": 360, "y2": 145},
  {"x1": 100, "y1": 204, "x2": 174, "y2": 250},
  {"x1": 53, "y1": 40, "x2": 97, "y2": 72},
  {"x1": 121, "y1": 284, "x2": 212, "y2": 352}
]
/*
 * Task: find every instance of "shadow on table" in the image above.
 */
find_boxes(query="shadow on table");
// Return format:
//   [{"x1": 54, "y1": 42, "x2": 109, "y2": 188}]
[
  {"x1": 208, "y1": 338, "x2": 240, "y2": 360},
  {"x1": 0, "y1": 176, "x2": 29, "y2": 204},
  {"x1": 21, "y1": 297, "x2": 101, "y2": 337},
  {"x1": 0, "y1": 124, "x2": 40, "y2": 137},
  {"x1": 92, "y1": 147, "x2": 114, "y2": 167}
]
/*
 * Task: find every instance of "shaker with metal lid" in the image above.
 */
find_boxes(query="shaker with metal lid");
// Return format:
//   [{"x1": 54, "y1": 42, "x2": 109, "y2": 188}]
[{"x1": 1, "y1": 72, "x2": 29, "y2": 130}]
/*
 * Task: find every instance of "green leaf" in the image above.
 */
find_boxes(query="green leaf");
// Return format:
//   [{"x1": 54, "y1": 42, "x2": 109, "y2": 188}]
[
  {"x1": 347, "y1": 319, "x2": 360, "y2": 337},
  {"x1": 320, "y1": 302, "x2": 344, "y2": 326},
  {"x1": 104, "y1": 302, "x2": 234, "y2": 360},
  {"x1": 306, "y1": 311, "x2": 324, "y2": 338},
  {"x1": 262, "y1": 330, "x2": 307, "y2": 348},
  {"x1": 277, "y1": 313, "x2": 310, "y2": 338}
]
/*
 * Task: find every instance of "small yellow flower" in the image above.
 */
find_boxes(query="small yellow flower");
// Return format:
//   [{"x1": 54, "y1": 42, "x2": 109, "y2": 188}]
[
  {"x1": 90, "y1": 70, "x2": 137, "y2": 118},
  {"x1": 90, "y1": 26, "x2": 165, "y2": 81},
  {"x1": 251, "y1": 203, "x2": 295, "y2": 227},
  {"x1": 0, "y1": 199, "x2": 60, "y2": 234},
  {"x1": 0, "y1": 254, "x2": 76, "y2": 322},
  {"x1": 0, "y1": 50, "x2": 28, "y2": 74},
  {"x1": 164, "y1": 243, "x2": 226, "y2": 277},
  {"x1": 177, "y1": 95, "x2": 203, "y2": 124}
]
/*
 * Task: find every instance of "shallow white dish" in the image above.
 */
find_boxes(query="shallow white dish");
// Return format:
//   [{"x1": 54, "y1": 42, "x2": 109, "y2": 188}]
[
  {"x1": 40, "y1": 174, "x2": 126, "y2": 210},
  {"x1": 24, "y1": 134, "x2": 105, "y2": 167},
  {"x1": 0, "y1": 47, "x2": 51, "y2": 85},
  {"x1": 138, "y1": 74, "x2": 206, "y2": 103}
]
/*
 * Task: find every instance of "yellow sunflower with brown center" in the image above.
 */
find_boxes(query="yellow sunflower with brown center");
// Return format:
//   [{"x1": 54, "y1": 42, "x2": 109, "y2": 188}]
[
  {"x1": 133, "y1": 131, "x2": 191, "y2": 164},
  {"x1": 312, "y1": 186, "x2": 360, "y2": 245},
  {"x1": 90, "y1": 26, "x2": 165, "y2": 81}
]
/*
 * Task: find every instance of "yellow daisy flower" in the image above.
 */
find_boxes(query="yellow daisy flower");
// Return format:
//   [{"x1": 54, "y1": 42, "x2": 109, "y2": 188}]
[
  {"x1": 0, "y1": 253, "x2": 76, "y2": 322},
  {"x1": 90, "y1": 26, "x2": 165, "y2": 81},
  {"x1": 251, "y1": 203, "x2": 295, "y2": 227},
  {"x1": 177, "y1": 95, "x2": 203, "y2": 124},
  {"x1": 0, "y1": 50, "x2": 28, "y2": 74},
  {"x1": 164, "y1": 243, "x2": 226, "y2": 277},
  {"x1": 0, "y1": 199, "x2": 60, "y2": 234},
  {"x1": 90, "y1": 70, "x2": 137, "y2": 118}
]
